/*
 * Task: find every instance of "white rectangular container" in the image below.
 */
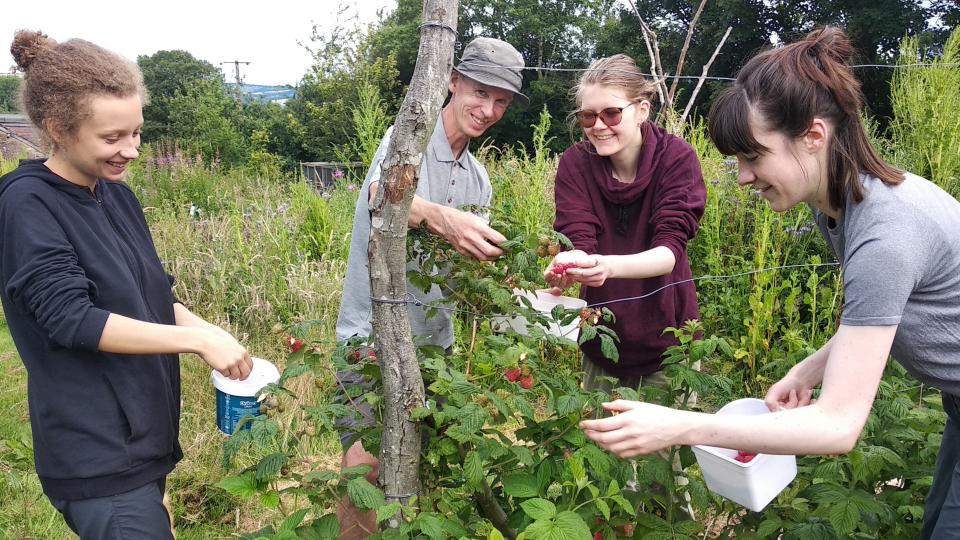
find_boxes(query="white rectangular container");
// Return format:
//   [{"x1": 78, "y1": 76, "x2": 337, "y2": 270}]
[
  {"x1": 692, "y1": 398, "x2": 797, "y2": 512},
  {"x1": 491, "y1": 289, "x2": 586, "y2": 342}
]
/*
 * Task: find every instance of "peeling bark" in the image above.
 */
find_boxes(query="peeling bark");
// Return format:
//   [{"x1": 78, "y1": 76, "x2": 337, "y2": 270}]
[{"x1": 367, "y1": 0, "x2": 459, "y2": 529}]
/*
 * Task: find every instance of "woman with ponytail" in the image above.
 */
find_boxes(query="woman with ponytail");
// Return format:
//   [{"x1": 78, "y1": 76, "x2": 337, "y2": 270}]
[
  {"x1": 581, "y1": 27, "x2": 960, "y2": 537},
  {"x1": 1, "y1": 31, "x2": 252, "y2": 539}
]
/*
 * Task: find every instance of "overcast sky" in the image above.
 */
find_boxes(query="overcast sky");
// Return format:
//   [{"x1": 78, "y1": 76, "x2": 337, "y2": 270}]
[{"x1": 2, "y1": 0, "x2": 397, "y2": 86}]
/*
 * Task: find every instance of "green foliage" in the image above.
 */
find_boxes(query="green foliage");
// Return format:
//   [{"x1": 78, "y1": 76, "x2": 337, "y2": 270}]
[
  {"x1": 137, "y1": 50, "x2": 224, "y2": 142},
  {"x1": 285, "y1": 14, "x2": 401, "y2": 163},
  {"x1": 891, "y1": 27, "x2": 960, "y2": 196},
  {"x1": 0, "y1": 76, "x2": 21, "y2": 114},
  {"x1": 164, "y1": 78, "x2": 249, "y2": 166}
]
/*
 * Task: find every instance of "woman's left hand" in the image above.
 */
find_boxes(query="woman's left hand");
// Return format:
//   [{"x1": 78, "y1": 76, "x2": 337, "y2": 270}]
[
  {"x1": 564, "y1": 254, "x2": 613, "y2": 287},
  {"x1": 580, "y1": 400, "x2": 681, "y2": 458}
]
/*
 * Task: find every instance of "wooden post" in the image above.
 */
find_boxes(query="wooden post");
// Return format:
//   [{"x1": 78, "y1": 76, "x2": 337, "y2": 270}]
[{"x1": 367, "y1": 0, "x2": 459, "y2": 529}]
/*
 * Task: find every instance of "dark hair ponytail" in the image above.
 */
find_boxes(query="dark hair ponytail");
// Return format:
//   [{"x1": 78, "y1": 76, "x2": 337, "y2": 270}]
[{"x1": 709, "y1": 26, "x2": 902, "y2": 211}]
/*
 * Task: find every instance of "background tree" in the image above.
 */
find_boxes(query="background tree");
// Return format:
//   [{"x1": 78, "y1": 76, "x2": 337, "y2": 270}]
[
  {"x1": 0, "y1": 76, "x2": 20, "y2": 114},
  {"x1": 137, "y1": 50, "x2": 224, "y2": 143}
]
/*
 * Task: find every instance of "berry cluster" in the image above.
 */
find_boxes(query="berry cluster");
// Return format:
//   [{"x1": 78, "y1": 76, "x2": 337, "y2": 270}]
[
  {"x1": 733, "y1": 450, "x2": 757, "y2": 463},
  {"x1": 550, "y1": 262, "x2": 577, "y2": 276},
  {"x1": 504, "y1": 366, "x2": 534, "y2": 389},
  {"x1": 536, "y1": 235, "x2": 561, "y2": 258}
]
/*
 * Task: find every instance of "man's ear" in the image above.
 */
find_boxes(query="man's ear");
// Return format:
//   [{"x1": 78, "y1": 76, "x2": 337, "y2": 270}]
[
  {"x1": 448, "y1": 70, "x2": 462, "y2": 95},
  {"x1": 803, "y1": 118, "x2": 829, "y2": 153}
]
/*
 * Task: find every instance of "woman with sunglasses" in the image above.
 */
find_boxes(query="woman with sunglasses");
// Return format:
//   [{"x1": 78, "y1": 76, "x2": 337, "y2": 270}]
[{"x1": 545, "y1": 54, "x2": 706, "y2": 394}]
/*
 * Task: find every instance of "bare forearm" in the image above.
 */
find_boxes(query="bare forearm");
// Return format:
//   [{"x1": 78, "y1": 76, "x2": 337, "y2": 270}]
[
  {"x1": 99, "y1": 312, "x2": 208, "y2": 355},
  {"x1": 680, "y1": 402, "x2": 860, "y2": 455},
  {"x1": 602, "y1": 246, "x2": 675, "y2": 279}
]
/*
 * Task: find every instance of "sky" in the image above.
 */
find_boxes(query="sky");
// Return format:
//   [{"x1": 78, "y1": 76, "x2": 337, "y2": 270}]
[{"x1": 2, "y1": 0, "x2": 397, "y2": 86}]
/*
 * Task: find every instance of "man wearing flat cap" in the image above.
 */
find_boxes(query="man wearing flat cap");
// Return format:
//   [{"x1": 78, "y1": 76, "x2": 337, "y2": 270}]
[{"x1": 334, "y1": 37, "x2": 526, "y2": 539}]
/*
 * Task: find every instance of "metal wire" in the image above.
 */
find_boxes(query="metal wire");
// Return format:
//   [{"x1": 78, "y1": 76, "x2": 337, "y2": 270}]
[{"x1": 373, "y1": 261, "x2": 841, "y2": 318}]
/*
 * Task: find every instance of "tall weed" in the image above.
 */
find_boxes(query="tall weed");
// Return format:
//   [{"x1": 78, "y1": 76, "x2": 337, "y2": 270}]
[{"x1": 891, "y1": 27, "x2": 960, "y2": 195}]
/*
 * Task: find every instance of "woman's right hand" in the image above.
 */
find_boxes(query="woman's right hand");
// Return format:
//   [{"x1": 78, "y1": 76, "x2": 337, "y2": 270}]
[
  {"x1": 544, "y1": 249, "x2": 591, "y2": 290},
  {"x1": 764, "y1": 373, "x2": 816, "y2": 411},
  {"x1": 198, "y1": 329, "x2": 253, "y2": 381}
]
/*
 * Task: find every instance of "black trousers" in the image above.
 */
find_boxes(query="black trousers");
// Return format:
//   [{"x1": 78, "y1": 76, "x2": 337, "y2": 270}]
[
  {"x1": 49, "y1": 478, "x2": 172, "y2": 540},
  {"x1": 923, "y1": 393, "x2": 960, "y2": 539}
]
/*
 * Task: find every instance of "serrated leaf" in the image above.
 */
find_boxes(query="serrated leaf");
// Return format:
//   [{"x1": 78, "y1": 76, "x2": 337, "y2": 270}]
[
  {"x1": 523, "y1": 510, "x2": 592, "y2": 540},
  {"x1": 828, "y1": 499, "x2": 861, "y2": 535},
  {"x1": 260, "y1": 490, "x2": 280, "y2": 508},
  {"x1": 376, "y1": 502, "x2": 402, "y2": 524},
  {"x1": 503, "y1": 472, "x2": 540, "y2": 498},
  {"x1": 635, "y1": 512, "x2": 670, "y2": 530},
  {"x1": 279, "y1": 508, "x2": 309, "y2": 532},
  {"x1": 521, "y1": 498, "x2": 557, "y2": 520},
  {"x1": 595, "y1": 497, "x2": 610, "y2": 520},
  {"x1": 296, "y1": 513, "x2": 339, "y2": 539},
  {"x1": 464, "y1": 450, "x2": 484, "y2": 489},
  {"x1": 674, "y1": 520, "x2": 702, "y2": 535},
  {"x1": 215, "y1": 472, "x2": 257, "y2": 498},
  {"x1": 755, "y1": 517, "x2": 783, "y2": 538},
  {"x1": 419, "y1": 514, "x2": 444, "y2": 540},
  {"x1": 255, "y1": 452, "x2": 287, "y2": 480},
  {"x1": 578, "y1": 325, "x2": 598, "y2": 345},
  {"x1": 250, "y1": 418, "x2": 279, "y2": 448},
  {"x1": 347, "y1": 477, "x2": 385, "y2": 510},
  {"x1": 599, "y1": 334, "x2": 619, "y2": 362}
]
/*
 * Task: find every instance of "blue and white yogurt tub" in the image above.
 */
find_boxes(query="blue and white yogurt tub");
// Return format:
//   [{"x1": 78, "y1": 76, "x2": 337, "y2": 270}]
[{"x1": 211, "y1": 357, "x2": 280, "y2": 435}]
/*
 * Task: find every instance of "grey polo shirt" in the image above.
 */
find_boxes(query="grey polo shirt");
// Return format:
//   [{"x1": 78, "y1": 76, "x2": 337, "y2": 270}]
[{"x1": 335, "y1": 116, "x2": 493, "y2": 348}]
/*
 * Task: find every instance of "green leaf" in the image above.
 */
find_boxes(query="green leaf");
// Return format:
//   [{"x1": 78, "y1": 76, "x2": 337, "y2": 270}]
[
  {"x1": 255, "y1": 452, "x2": 287, "y2": 480},
  {"x1": 376, "y1": 502, "x2": 402, "y2": 524},
  {"x1": 464, "y1": 450, "x2": 484, "y2": 490},
  {"x1": 250, "y1": 418, "x2": 279, "y2": 448},
  {"x1": 594, "y1": 497, "x2": 610, "y2": 521},
  {"x1": 828, "y1": 499, "x2": 861, "y2": 535},
  {"x1": 419, "y1": 514, "x2": 445, "y2": 540},
  {"x1": 599, "y1": 334, "x2": 619, "y2": 363},
  {"x1": 503, "y1": 472, "x2": 540, "y2": 498},
  {"x1": 260, "y1": 490, "x2": 280, "y2": 508},
  {"x1": 523, "y1": 511, "x2": 593, "y2": 540},
  {"x1": 578, "y1": 325, "x2": 598, "y2": 344},
  {"x1": 489, "y1": 529, "x2": 506, "y2": 540},
  {"x1": 279, "y1": 508, "x2": 309, "y2": 532},
  {"x1": 309, "y1": 513, "x2": 340, "y2": 539},
  {"x1": 755, "y1": 517, "x2": 784, "y2": 538},
  {"x1": 521, "y1": 498, "x2": 557, "y2": 520},
  {"x1": 347, "y1": 477, "x2": 385, "y2": 510},
  {"x1": 215, "y1": 472, "x2": 257, "y2": 498}
]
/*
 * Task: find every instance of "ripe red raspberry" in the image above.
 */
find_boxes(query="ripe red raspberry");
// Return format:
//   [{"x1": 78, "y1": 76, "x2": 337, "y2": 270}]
[
  {"x1": 593, "y1": 532, "x2": 603, "y2": 540},
  {"x1": 519, "y1": 375, "x2": 534, "y2": 390},
  {"x1": 734, "y1": 450, "x2": 757, "y2": 463},
  {"x1": 505, "y1": 368, "x2": 522, "y2": 382},
  {"x1": 551, "y1": 262, "x2": 576, "y2": 276},
  {"x1": 286, "y1": 335, "x2": 303, "y2": 353}
]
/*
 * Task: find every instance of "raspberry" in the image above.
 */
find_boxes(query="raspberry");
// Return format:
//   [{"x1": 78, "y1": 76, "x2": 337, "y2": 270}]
[
  {"x1": 551, "y1": 262, "x2": 576, "y2": 276},
  {"x1": 734, "y1": 450, "x2": 757, "y2": 463},
  {"x1": 286, "y1": 335, "x2": 303, "y2": 353},
  {"x1": 519, "y1": 375, "x2": 534, "y2": 389},
  {"x1": 505, "y1": 368, "x2": 522, "y2": 382}
]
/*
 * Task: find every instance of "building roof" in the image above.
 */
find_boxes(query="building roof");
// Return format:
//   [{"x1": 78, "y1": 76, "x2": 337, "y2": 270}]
[{"x1": 0, "y1": 114, "x2": 43, "y2": 159}]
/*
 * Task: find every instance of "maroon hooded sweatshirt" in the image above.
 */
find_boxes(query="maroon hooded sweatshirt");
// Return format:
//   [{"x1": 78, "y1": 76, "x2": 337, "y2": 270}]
[{"x1": 554, "y1": 122, "x2": 706, "y2": 377}]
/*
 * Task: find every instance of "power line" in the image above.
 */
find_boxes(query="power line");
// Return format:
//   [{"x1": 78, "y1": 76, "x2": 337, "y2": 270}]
[{"x1": 457, "y1": 59, "x2": 960, "y2": 83}]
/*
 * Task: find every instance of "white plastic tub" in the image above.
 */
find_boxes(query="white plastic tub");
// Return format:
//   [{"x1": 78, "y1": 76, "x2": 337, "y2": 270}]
[
  {"x1": 692, "y1": 398, "x2": 797, "y2": 512},
  {"x1": 491, "y1": 289, "x2": 586, "y2": 342},
  {"x1": 211, "y1": 357, "x2": 281, "y2": 435}
]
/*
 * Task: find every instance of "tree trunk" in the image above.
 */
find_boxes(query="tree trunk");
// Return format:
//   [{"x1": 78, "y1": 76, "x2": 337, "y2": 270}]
[{"x1": 367, "y1": 0, "x2": 459, "y2": 529}]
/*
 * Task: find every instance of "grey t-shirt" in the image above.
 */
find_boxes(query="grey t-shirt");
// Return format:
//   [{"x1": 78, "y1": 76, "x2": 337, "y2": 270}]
[
  {"x1": 814, "y1": 172, "x2": 960, "y2": 395},
  {"x1": 335, "y1": 117, "x2": 493, "y2": 348}
]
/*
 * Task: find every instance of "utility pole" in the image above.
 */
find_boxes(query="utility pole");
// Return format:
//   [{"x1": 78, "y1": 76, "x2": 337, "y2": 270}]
[{"x1": 220, "y1": 60, "x2": 250, "y2": 102}]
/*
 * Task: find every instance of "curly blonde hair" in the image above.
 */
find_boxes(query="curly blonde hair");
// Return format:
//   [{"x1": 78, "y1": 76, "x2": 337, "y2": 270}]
[{"x1": 11, "y1": 30, "x2": 148, "y2": 148}]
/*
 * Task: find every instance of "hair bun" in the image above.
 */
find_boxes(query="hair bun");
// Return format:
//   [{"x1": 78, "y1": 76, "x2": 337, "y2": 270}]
[
  {"x1": 805, "y1": 26, "x2": 855, "y2": 66},
  {"x1": 10, "y1": 30, "x2": 57, "y2": 72}
]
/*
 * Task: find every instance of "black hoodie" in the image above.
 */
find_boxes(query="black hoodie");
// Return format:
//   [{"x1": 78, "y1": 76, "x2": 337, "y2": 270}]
[{"x1": 0, "y1": 160, "x2": 182, "y2": 500}]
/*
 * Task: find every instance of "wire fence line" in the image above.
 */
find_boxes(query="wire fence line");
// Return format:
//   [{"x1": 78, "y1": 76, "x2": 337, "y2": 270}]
[
  {"x1": 456, "y1": 60, "x2": 960, "y2": 84},
  {"x1": 371, "y1": 261, "x2": 841, "y2": 321}
]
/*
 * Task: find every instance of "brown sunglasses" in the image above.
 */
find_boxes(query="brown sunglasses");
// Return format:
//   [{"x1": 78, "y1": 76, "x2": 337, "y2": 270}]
[{"x1": 574, "y1": 101, "x2": 639, "y2": 128}]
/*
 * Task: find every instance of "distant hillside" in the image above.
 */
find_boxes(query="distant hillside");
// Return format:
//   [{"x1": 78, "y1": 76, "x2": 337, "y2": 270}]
[{"x1": 225, "y1": 83, "x2": 296, "y2": 104}]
